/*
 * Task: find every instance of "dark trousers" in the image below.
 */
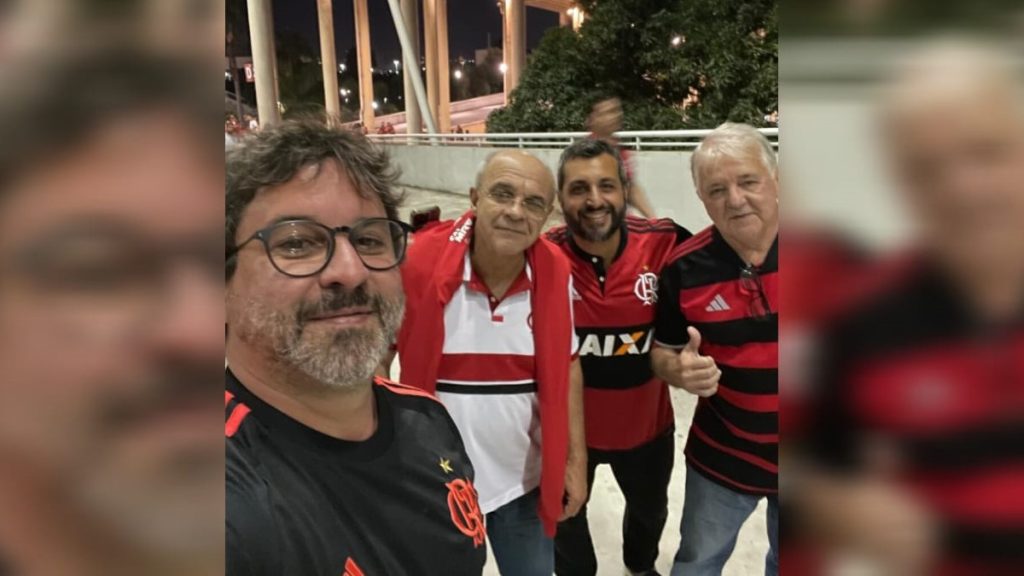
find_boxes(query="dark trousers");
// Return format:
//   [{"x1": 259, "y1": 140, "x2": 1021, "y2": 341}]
[{"x1": 555, "y1": 427, "x2": 675, "y2": 575}]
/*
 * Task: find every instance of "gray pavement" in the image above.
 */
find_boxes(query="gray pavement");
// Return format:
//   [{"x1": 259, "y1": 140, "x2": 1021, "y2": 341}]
[{"x1": 397, "y1": 186, "x2": 769, "y2": 576}]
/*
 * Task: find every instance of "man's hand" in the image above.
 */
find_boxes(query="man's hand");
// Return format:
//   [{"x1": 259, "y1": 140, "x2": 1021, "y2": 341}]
[
  {"x1": 560, "y1": 457, "x2": 588, "y2": 521},
  {"x1": 802, "y1": 474, "x2": 938, "y2": 576},
  {"x1": 673, "y1": 327, "x2": 721, "y2": 397}
]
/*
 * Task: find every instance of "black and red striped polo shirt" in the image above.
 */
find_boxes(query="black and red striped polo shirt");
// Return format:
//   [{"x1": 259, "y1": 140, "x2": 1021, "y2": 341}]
[
  {"x1": 546, "y1": 216, "x2": 691, "y2": 451},
  {"x1": 654, "y1": 225, "x2": 778, "y2": 495},
  {"x1": 810, "y1": 260, "x2": 1024, "y2": 573}
]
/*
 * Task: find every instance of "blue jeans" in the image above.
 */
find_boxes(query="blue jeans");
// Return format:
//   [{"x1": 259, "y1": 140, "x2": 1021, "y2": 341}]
[
  {"x1": 670, "y1": 467, "x2": 778, "y2": 576},
  {"x1": 487, "y1": 489, "x2": 554, "y2": 576}
]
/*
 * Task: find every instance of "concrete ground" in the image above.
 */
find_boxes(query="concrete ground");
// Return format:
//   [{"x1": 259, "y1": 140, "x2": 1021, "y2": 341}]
[{"x1": 397, "y1": 186, "x2": 769, "y2": 576}]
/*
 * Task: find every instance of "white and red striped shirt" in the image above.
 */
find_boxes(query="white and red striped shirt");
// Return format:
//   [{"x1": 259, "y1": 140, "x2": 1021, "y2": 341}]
[{"x1": 435, "y1": 253, "x2": 578, "y2": 513}]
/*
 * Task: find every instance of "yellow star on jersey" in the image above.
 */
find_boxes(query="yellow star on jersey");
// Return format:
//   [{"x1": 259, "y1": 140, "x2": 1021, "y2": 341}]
[{"x1": 439, "y1": 457, "x2": 454, "y2": 474}]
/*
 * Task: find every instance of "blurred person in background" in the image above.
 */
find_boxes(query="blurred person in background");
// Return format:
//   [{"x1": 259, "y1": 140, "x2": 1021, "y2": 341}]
[
  {"x1": 791, "y1": 39, "x2": 1024, "y2": 575},
  {"x1": 651, "y1": 122, "x2": 779, "y2": 576},
  {"x1": 587, "y1": 98, "x2": 658, "y2": 219},
  {"x1": 225, "y1": 121, "x2": 486, "y2": 575},
  {"x1": 0, "y1": 53, "x2": 224, "y2": 575},
  {"x1": 394, "y1": 150, "x2": 586, "y2": 576},
  {"x1": 546, "y1": 139, "x2": 692, "y2": 576}
]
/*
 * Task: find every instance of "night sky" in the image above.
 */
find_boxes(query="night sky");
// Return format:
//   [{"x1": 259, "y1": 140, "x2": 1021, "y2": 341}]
[{"x1": 269, "y1": 0, "x2": 559, "y2": 63}]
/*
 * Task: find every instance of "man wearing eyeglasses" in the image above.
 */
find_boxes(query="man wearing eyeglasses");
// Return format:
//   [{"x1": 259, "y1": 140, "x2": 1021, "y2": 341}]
[
  {"x1": 225, "y1": 121, "x2": 486, "y2": 575},
  {"x1": 651, "y1": 123, "x2": 779, "y2": 576},
  {"x1": 395, "y1": 150, "x2": 587, "y2": 575}
]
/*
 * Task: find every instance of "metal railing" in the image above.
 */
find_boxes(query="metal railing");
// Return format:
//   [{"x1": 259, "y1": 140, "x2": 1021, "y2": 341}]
[{"x1": 368, "y1": 128, "x2": 778, "y2": 151}]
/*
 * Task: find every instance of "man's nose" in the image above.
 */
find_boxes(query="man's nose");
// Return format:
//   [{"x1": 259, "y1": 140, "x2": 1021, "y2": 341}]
[{"x1": 318, "y1": 238, "x2": 371, "y2": 289}]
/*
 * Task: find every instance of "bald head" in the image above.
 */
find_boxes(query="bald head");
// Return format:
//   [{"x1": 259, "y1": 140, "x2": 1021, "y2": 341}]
[{"x1": 475, "y1": 150, "x2": 556, "y2": 202}]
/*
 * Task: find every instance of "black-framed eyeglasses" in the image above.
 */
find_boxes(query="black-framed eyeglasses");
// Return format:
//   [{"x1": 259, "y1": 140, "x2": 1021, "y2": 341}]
[
  {"x1": 227, "y1": 218, "x2": 413, "y2": 278},
  {"x1": 739, "y1": 265, "x2": 773, "y2": 321}
]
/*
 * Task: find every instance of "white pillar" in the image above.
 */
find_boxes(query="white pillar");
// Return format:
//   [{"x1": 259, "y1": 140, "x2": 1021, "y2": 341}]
[
  {"x1": 246, "y1": 0, "x2": 281, "y2": 125},
  {"x1": 353, "y1": 0, "x2": 375, "y2": 129},
  {"x1": 423, "y1": 0, "x2": 440, "y2": 127},
  {"x1": 436, "y1": 0, "x2": 451, "y2": 133},
  {"x1": 400, "y1": 0, "x2": 421, "y2": 134},
  {"x1": 317, "y1": 0, "x2": 341, "y2": 121},
  {"x1": 507, "y1": 0, "x2": 526, "y2": 94}
]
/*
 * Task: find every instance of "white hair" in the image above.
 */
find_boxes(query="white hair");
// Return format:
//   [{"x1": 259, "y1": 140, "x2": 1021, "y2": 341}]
[{"x1": 690, "y1": 122, "x2": 777, "y2": 193}]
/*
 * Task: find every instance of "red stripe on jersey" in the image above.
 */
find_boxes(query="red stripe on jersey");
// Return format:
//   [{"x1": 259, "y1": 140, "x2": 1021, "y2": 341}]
[
  {"x1": 686, "y1": 452, "x2": 777, "y2": 494},
  {"x1": 716, "y1": 385, "x2": 779, "y2": 413},
  {"x1": 908, "y1": 465, "x2": 1024, "y2": 525},
  {"x1": 679, "y1": 271, "x2": 778, "y2": 324},
  {"x1": 583, "y1": 379, "x2": 674, "y2": 450},
  {"x1": 437, "y1": 353, "x2": 534, "y2": 383},
  {"x1": 690, "y1": 423, "x2": 779, "y2": 473},
  {"x1": 225, "y1": 403, "x2": 251, "y2": 437},
  {"x1": 849, "y1": 343, "x2": 1012, "y2": 434},
  {"x1": 708, "y1": 402, "x2": 779, "y2": 443},
  {"x1": 344, "y1": 557, "x2": 366, "y2": 576},
  {"x1": 374, "y1": 376, "x2": 442, "y2": 402},
  {"x1": 702, "y1": 341, "x2": 778, "y2": 369},
  {"x1": 225, "y1": 390, "x2": 234, "y2": 407}
]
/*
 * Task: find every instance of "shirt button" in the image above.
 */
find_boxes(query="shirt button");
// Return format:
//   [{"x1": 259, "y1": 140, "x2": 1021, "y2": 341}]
[
  {"x1": 489, "y1": 296, "x2": 497, "y2": 302},
  {"x1": 591, "y1": 257, "x2": 599, "y2": 263},
  {"x1": 599, "y1": 276, "x2": 605, "y2": 282}
]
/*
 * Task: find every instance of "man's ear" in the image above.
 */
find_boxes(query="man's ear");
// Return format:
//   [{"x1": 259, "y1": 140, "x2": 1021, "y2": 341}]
[{"x1": 469, "y1": 187, "x2": 479, "y2": 209}]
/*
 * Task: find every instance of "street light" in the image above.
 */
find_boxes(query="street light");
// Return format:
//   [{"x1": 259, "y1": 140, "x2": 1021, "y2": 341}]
[
  {"x1": 372, "y1": 101, "x2": 379, "y2": 110},
  {"x1": 393, "y1": 59, "x2": 400, "y2": 73},
  {"x1": 671, "y1": 35, "x2": 684, "y2": 46},
  {"x1": 499, "y1": 62, "x2": 507, "y2": 74},
  {"x1": 339, "y1": 63, "x2": 347, "y2": 72},
  {"x1": 454, "y1": 69, "x2": 463, "y2": 80}
]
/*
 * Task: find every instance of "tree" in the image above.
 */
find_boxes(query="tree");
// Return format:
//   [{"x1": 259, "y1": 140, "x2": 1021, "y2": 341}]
[
  {"x1": 275, "y1": 31, "x2": 327, "y2": 118},
  {"x1": 487, "y1": 0, "x2": 777, "y2": 132}
]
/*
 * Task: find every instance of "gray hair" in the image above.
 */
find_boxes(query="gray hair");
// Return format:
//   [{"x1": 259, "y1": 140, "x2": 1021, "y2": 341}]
[
  {"x1": 557, "y1": 138, "x2": 630, "y2": 192},
  {"x1": 226, "y1": 120, "x2": 403, "y2": 278},
  {"x1": 690, "y1": 122, "x2": 777, "y2": 193}
]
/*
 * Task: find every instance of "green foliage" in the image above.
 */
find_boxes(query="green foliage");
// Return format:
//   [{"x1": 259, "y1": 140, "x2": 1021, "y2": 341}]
[{"x1": 487, "y1": 0, "x2": 777, "y2": 132}]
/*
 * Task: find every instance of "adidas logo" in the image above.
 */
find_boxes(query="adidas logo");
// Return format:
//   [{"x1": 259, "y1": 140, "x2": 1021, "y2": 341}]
[{"x1": 705, "y1": 294, "x2": 731, "y2": 312}]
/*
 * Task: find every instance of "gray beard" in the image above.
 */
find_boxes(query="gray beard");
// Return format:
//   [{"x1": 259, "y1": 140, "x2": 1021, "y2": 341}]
[{"x1": 234, "y1": 288, "x2": 405, "y2": 390}]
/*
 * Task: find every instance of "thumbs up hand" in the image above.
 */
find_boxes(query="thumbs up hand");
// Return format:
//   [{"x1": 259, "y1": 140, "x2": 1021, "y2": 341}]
[{"x1": 675, "y1": 327, "x2": 720, "y2": 397}]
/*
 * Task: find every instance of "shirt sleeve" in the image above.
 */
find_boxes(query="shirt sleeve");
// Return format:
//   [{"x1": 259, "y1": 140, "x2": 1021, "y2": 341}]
[
  {"x1": 673, "y1": 223, "x2": 694, "y2": 246},
  {"x1": 653, "y1": 263, "x2": 688, "y2": 349}
]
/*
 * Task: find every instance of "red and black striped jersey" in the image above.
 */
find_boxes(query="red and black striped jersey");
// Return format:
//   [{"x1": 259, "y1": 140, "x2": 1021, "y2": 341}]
[
  {"x1": 655, "y1": 226, "x2": 778, "y2": 495},
  {"x1": 546, "y1": 216, "x2": 691, "y2": 450},
  {"x1": 226, "y1": 370, "x2": 486, "y2": 576},
  {"x1": 809, "y1": 261, "x2": 1024, "y2": 573}
]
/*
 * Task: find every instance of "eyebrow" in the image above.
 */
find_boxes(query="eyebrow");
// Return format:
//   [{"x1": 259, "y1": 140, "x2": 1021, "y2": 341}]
[
  {"x1": 489, "y1": 182, "x2": 516, "y2": 193},
  {"x1": 266, "y1": 215, "x2": 317, "y2": 226}
]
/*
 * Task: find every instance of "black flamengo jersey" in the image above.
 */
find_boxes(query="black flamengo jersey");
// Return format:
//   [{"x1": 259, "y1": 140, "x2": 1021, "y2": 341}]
[
  {"x1": 811, "y1": 262, "x2": 1024, "y2": 572},
  {"x1": 655, "y1": 226, "x2": 778, "y2": 494},
  {"x1": 226, "y1": 370, "x2": 486, "y2": 576},
  {"x1": 546, "y1": 216, "x2": 691, "y2": 450}
]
